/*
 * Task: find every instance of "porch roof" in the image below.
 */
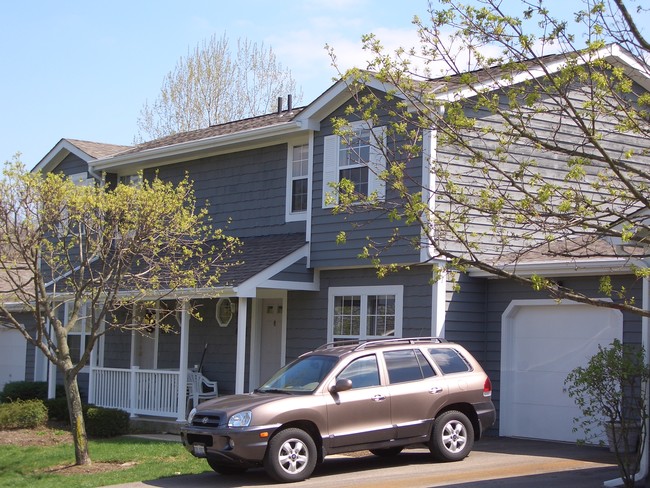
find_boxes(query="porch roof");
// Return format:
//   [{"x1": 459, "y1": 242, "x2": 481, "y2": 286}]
[{"x1": 219, "y1": 233, "x2": 309, "y2": 288}]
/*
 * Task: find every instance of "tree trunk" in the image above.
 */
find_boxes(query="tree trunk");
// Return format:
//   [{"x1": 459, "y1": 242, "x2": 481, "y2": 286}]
[{"x1": 64, "y1": 367, "x2": 91, "y2": 465}]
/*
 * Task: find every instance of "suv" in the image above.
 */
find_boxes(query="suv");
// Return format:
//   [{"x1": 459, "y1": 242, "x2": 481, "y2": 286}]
[{"x1": 181, "y1": 337, "x2": 495, "y2": 483}]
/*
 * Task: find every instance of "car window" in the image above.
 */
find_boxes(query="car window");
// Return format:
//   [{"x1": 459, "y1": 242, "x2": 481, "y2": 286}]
[
  {"x1": 337, "y1": 355, "x2": 380, "y2": 389},
  {"x1": 428, "y1": 348, "x2": 472, "y2": 374},
  {"x1": 259, "y1": 354, "x2": 338, "y2": 393},
  {"x1": 384, "y1": 349, "x2": 435, "y2": 384}
]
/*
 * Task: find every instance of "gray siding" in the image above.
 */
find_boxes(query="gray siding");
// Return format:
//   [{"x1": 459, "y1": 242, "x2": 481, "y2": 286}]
[
  {"x1": 309, "y1": 96, "x2": 423, "y2": 268},
  {"x1": 53, "y1": 153, "x2": 89, "y2": 178},
  {"x1": 270, "y1": 258, "x2": 314, "y2": 283},
  {"x1": 150, "y1": 144, "x2": 305, "y2": 238}
]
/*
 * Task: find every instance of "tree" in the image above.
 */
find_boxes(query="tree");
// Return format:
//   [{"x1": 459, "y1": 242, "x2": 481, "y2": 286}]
[
  {"x1": 327, "y1": 0, "x2": 650, "y2": 317},
  {"x1": 136, "y1": 33, "x2": 302, "y2": 141},
  {"x1": 0, "y1": 158, "x2": 239, "y2": 465}
]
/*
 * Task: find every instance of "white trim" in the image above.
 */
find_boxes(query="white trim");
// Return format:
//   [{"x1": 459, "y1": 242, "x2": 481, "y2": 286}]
[
  {"x1": 421, "y1": 128, "x2": 436, "y2": 262},
  {"x1": 431, "y1": 265, "x2": 447, "y2": 337},
  {"x1": 468, "y1": 257, "x2": 637, "y2": 278},
  {"x1": 177, "y1": 300, "x2": 190, "y2": 421},
  {"x1": 236, "y1": 244, "x2": 311, "y2": 297},
  {"x1": 326, "y1": 285, "x2": 404, "y2": 343},
  {"x1": 235, "y1": 297, "x2": 248, "y2": 394},
  {"x1": 285, "y1": 140, "x2": 310, "y2": 222},
  {"x1": 33, "y1": 139, "x2": 96, "y2": 174}
]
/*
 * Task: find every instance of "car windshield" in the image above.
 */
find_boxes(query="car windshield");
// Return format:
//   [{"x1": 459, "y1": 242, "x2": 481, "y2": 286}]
[{"x1": 257, "y1": 355, "x2": 338, "y2": 394}]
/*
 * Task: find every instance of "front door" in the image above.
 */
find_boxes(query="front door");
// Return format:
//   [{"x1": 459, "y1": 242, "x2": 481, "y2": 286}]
[{"x1": 258, "y1": 299, "x2": 283, "y2": 383}]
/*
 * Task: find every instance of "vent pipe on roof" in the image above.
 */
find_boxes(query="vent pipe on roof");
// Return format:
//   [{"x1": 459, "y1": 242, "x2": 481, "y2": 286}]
[
  {"x1": 277, "y1": 96, "x2": 283, "y2": 114},
  {"x1": 287, "y1": 94, "x2": 293, "y2": 113}
]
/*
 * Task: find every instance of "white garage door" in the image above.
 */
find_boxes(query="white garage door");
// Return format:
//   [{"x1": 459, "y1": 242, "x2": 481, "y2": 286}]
[
  {"x1": 0, "y1": 327, "x2": 26, "y2": 390},
  {"x1": 500, "y1": 301, "x2": 622, "y2": 443}
]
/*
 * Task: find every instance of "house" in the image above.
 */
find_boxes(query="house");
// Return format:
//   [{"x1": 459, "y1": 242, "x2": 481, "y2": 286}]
[{"x1": 17, "y1": 44, "x2": 649, "y2": 445}]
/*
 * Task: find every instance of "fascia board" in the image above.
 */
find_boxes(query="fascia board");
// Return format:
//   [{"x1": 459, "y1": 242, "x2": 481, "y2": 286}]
[
  {"x1": 32, "y1": 139, "x2": 94, "y2": 173},
  {"x1": 296, "y1": 76, "x2": 403, "y2": 130},
  {"x1": 235, "y1": 244, "x2": 311, "y2": 297},
  {"x1": 468, "y1": 257, "x2": 637, "y2": 278},
  {"x1": 434, "y1": 45, "x2": 650, "y2": 102},
  {"x1": 90, "y1": 121, "x2": 304, "y2": 172}
]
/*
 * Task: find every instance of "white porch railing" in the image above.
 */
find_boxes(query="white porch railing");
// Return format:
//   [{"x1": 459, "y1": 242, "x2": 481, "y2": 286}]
[{"x1": 90, "y1": 367, "x2": 181, "y2": 418}]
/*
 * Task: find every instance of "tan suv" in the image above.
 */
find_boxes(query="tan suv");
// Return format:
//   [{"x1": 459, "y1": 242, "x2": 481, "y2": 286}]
[{"x1": 181, "y1": 337, "x2": 495, "y2": 483}]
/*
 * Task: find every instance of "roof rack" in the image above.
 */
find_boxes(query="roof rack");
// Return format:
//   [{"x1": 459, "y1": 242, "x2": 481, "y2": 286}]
[{"x1": 315, "y1": 336, "x2": 448, "y2": 352}]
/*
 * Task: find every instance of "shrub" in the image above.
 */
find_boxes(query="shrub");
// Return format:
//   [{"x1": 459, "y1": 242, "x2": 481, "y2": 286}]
[
  {"x1": 0, "y1": 399, "x2": 48, "y2": 429},
  {"x1": 85, "y1": 406, "x2": 129, "y2": 438},
  {"x1": 44, "y1": 397, "x2": 69, "y2": 421},
  {"x1": 0, "y1": 381, "x2": 65, "y2": 403}
]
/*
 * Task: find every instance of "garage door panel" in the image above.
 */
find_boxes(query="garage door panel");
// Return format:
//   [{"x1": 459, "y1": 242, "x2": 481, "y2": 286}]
[
  {"x1": 501, "y1": 303, "x2": 621, "y2": 443},
  {"x1": 0, "y1": 328, "x2": 26, "y2": 390}
]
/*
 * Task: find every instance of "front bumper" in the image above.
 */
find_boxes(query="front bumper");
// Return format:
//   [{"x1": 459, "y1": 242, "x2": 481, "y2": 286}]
[{"x1": 181, "y1": 423, "x2": 282, "y2": 466}]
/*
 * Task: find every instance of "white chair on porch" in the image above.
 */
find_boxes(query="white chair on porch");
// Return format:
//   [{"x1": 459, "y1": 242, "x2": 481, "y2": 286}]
[{"x1": 187, "y1": 370, "x2": 218, "y2": 410}]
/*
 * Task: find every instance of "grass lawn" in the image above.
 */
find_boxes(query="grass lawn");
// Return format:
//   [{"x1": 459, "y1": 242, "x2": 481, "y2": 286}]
[{"x1": 0, "y1": 433, "x2": 210, "y2": 488}]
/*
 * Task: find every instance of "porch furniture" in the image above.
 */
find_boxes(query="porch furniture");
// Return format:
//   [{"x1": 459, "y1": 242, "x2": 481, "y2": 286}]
[{"x1": 187, "y1": 371, "x2": 218, "y2": 410}]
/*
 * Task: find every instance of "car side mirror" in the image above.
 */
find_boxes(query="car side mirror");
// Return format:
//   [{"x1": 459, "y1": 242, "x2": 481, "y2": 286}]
[{"x1": 329, "y1": 378, "x2": 353, "y2": 394}]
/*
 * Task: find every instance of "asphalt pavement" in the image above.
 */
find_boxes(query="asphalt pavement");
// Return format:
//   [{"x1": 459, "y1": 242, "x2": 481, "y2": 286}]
[{"x1": 103, "y1": 436, "x2": 625, "y2": 488}]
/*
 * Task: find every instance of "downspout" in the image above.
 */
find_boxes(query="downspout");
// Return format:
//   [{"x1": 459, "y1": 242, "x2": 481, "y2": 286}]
[{"x1": 604, "y1": 272, "x2": 650, "y2": 487}]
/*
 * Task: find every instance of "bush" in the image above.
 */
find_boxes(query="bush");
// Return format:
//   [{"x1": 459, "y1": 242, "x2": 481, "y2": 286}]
[
  {"x1": 0, "y1": 399, "x2": 48, "y2": 429},
  {"x1": 44, "y1": 397, "x2": 69, "y2": 421},
  {"x1": 85, "y1": 406, "x2": 129, "y2": 438},
  {"x1": 0, "y1": 381, "x2": 65, "y2": 403}
]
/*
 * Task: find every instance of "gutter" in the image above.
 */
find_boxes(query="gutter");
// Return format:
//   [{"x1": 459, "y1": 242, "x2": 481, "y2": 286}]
[{"x1": 90, "y1": 121, "x2": 304, "y2": 172}]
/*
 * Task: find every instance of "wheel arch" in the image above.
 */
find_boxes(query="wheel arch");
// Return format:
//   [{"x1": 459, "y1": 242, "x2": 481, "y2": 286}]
[{"x1": 437, "y1": 403, "x2": 481, "y2": 440}]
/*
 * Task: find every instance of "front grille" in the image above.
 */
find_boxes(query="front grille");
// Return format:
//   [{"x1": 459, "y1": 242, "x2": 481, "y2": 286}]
[{"x1": 191, "y1": 413, "x2": 221, "y2": 427}]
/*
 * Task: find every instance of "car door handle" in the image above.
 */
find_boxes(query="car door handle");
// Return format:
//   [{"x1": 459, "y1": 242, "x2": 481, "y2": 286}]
[
  {"x1": 371, "y1": 394, "x2": 386, "y2": 402},
  {"x1": 429, "y1": 386, "x2": 443, "y2": 394}
]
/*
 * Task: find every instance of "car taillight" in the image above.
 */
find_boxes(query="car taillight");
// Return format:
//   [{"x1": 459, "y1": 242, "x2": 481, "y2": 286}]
[{"x1": 483, "y1": 376, "x2": 492, "y2": 397}]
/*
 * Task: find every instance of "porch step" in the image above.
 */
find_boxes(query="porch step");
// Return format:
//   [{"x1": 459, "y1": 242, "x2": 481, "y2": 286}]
[{"x1": 129, "y1": 416, "x2": 185, "y2": 435}]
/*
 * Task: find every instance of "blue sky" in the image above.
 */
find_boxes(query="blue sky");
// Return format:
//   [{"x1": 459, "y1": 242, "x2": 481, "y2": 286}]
[
  {"x1": 1, "y1": 0, "x2": 426, "y2": 167},
  {"x1": 1, "y1": 1, "x2": 645, "y2": 168}
]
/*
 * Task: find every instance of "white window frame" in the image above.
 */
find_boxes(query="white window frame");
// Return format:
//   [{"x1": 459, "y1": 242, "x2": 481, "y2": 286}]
[
  {"x1": 322, "y1": 121, "x2": 386, "y2": 208},
  {"x1": 286, "y1": 140, "x2": 312, "y2": 222},
  {"x1": 56, "y1": 172, "x2": 94, "y2": 237},
  {"x1": 65, "y1": 302, "x2": 97, "y2": 372},
  {"x1": 327, "y1": 285, "x2": 403, "y2": 343}
]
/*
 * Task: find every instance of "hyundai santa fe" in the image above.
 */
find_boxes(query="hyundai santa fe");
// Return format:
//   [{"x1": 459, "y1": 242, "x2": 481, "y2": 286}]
[{"x1": 181, "y1": 337, "x2": 495, "y2": 483}]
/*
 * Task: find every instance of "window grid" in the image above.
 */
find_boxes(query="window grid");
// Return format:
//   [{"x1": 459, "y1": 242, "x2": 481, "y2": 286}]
[
  {"x1": 290, "y1": 144, "x2": 309, "y2": 213},
  {"x1": 332, "y1": 293, "x2": 397, "y2": 341}
]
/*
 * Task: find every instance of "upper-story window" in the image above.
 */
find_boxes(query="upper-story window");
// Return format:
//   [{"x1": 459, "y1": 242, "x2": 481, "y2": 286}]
[
  {"x1": 286, "y1": 143, "x2": 310, "y2": 221},
  {"x1": 322, "y1": 122, "x2": 386, "y2": 208},
  {"x1": 119, "y1": 174, "x2": 142, "y2": 186}
]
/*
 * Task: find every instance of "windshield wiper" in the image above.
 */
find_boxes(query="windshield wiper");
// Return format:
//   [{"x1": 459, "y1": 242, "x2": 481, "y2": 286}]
[{"x1": 256, "y1": 388, "x2": 292, "y2": 394}]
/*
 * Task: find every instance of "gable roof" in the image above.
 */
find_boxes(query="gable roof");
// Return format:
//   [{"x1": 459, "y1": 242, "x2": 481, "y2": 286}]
[{"x1": 33, "y1": 138, "x2": 131, "y2": 173}]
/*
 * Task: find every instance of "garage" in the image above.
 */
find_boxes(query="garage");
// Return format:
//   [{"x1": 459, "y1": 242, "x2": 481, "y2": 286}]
[
  {"x1": 499, "y1": 300, "x2": 622, "y2": 443},
  {"x1": 0, "y1": 327, "x2": 26, "y2": 391}
]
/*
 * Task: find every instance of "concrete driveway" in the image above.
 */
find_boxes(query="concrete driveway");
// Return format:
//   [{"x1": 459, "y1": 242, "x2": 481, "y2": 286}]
[{"x1": 103, "y1": 436, "x2": 621, "y2": 488}]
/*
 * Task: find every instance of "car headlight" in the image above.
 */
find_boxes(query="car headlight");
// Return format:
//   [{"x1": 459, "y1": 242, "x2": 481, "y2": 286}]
[
  {"x1": 187, "y1": 408, "x2": 197, "y2": 424},
  {"x1": 228, "y1": 410, "x2": 252, "y2": 427}
]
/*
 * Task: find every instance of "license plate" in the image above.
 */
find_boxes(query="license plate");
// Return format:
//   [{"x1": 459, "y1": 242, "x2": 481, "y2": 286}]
[{"x1": 193, "y1": 444, "x2": 206, "y2": 457}]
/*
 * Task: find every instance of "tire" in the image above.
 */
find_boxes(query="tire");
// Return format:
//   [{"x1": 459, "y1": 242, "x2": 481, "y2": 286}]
[
  {"x1": 206, "y1": 457, "x2": 247, "y2": 476},
  {"x1": 369, "y1": 447, "x2": 404, "y2": 457},
  {"x1": 264, "y1": 427, "x2": 317, "y2": 483},
  {"x1": 429, "y1": 410, "x2": 474, "y2": 462}
]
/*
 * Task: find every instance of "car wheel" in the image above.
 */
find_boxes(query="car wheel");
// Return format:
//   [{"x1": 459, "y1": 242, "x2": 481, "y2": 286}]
[
  {"x1": 264, "y1": 427, "x2": 317, "y2": 483},
  {"x1": 429, "y1": 410, "x2": 474, "y2": 462},
  {"x1": 206, "y1": 457, "x2": 247, "y2": 475},
  {"x1": 369, "y1": 447, "x2": 404, "y2": 457}
]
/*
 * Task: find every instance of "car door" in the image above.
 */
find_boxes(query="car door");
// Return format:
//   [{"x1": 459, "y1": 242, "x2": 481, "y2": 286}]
[
  {"x1": 325, "y1": 354, "x2": 394, "y2": 448},
  {"x1": 382, "y1": 348, "x2": 448, "y2": 440}
]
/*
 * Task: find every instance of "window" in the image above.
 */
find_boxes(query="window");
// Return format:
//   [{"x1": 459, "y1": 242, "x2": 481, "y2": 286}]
[
  {"x1": 286, "y1": 143, "x2": 310, "y2": 221},
  {"x1": 65, "y1": 302, "x2": 92, "y2": 366},
  {"x1": 328, "y1": 285, "x2": 403, "y2": 342},
  {"x1": 337, "y1": 355, "x2": 380, "y2": 389},
  {"x1": 384, "y1": 349, "x2": 436, "y2": 384},
  {"x1": 118, "y1": 174, "x2": 142, "y2": 186},
  {"x1": 428, "y1": 348, "x2": 472, "y2": 374},
  {"x1": 322, "y1": 122, "x2": 386, "y2": 208}
]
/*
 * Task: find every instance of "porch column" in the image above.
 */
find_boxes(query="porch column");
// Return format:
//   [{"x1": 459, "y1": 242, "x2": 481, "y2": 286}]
[
  {"x1": 235, "y1": 297, "x2": 248, "y2": 394},
  {"x1": 177, "y1": 300, "x2": 190, "y2": 421}
]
